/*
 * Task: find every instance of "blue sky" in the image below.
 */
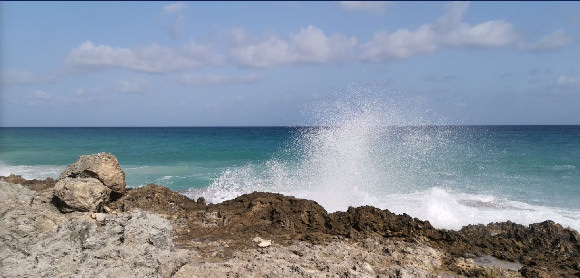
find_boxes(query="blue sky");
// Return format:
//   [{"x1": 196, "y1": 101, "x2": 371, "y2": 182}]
[{"x1": 2, "y1": 1, "x2": 580, "y2": 126}]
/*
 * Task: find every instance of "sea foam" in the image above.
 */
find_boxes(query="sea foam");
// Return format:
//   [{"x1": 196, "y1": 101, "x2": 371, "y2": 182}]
[
  {"x1": 0, "y1": 161, "x2": 63, "y2": 180},
  {"x1": 187, "y1": 91, "x2": 580, "y2": 232}
]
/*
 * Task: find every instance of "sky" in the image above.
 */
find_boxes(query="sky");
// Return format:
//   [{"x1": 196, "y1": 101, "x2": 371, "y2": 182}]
[{"x1": 1, "y1": 1, "x2": 580, "y2": 127}]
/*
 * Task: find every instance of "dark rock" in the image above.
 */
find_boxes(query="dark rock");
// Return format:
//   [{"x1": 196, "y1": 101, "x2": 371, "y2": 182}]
[
  {"x1": 0, "y1": 174, "x2": 56, "y2": 191},
  {"x1": 111, "y1": 188, "x2": 580, "y2": 277}
]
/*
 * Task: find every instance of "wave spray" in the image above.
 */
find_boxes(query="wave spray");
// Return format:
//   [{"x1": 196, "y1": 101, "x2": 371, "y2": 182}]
[{"x1": 189, "y1": 90, "x2": 580, "y2": 231}]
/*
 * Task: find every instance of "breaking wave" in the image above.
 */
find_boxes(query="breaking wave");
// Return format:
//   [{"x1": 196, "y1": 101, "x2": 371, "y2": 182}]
[{"x1": 185, "y1": 91, "x2": 580, "y2": 231}]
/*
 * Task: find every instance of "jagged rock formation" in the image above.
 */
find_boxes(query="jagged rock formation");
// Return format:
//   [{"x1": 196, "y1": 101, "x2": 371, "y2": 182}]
[
  {"x1": 111, "y1": 185, "x2": 579, "y2": 277},
  {"x1": 0, "y1": 181, "x2": 191, "y2": 278},
  {"x1": 1, "y1": 153, "x2": 579, "y2": 277}
]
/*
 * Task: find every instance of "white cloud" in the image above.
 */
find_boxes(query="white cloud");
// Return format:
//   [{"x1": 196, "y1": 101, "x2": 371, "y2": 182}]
[
  {"x1": 339, "y1": 1, "x2": 392, "y2": 15},
  {"x1": 1, "y1": 69, "x2": 58, "y2": 86},
  {"x1": 432, "y1": 1, "x2": 470, "y2": 32},
  {"x1": 361, "y1": 26, "x2": 438, "y2": 61},
  {"x1": 66, "y1": 41, "x2": 225, "y2": 73},
  {"x1": 556, "y1": 75, "x2": 580, "y2": 89},
  {"x1": 231, "y1": 37, "x2": 291, "y2": 68},
  {"x1": 231, "y1": 25, "x2": 357, "y2": 68},
  {"x1": 519, "y1": 30, "x2": 573, "y2": 52},
  {"x1": 176, "y1": 73, "x2": 260, "y2": 86},
  {"x1": 163, "y1": 2, "x2": 187, "y2": 13},
  {"x1": 292, "y1": 25, "x2": 358, "y2": 62},
  {"x1": 361, "y1": 2, "x2": 519, "y2": 62},
  {"x1": 161, "y1": 2, "x2": 186, "y2": 40},
  {"x1": 440, "y1": 20, "x2": 518, "y2": 48}
]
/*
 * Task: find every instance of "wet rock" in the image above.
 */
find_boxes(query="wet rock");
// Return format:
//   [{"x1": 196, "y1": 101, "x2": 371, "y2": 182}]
[
  {"x1": 0, "y1": 174, "x2": 56, "y2": 191},
  {"x1": 454, "y1": 221, "x2": 580, "y2": 277},
  {"x1": 53, "y1": 177, "x2": 111, "y2": 212},
  {"x1": 108, "y1": 184, "x2": 203, "y2": 214},
  {"x1": 59, "y1": 152, "x2": 126, "y2": 194}
]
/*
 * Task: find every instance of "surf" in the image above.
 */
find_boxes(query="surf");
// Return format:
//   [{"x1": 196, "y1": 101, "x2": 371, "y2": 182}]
[{"x1": 187, "y1": 91, "x2": 580, "y2": 232}]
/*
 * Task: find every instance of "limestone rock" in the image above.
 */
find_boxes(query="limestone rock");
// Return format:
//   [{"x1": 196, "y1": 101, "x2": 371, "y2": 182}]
[
  {"x1": 59, "y1": 152, "x2": 126, "y2": 194},
  {"x1": 0, "y1": 181, "x2": 190, "y2": 278},
  {"x1": 252, "y1": 237, "x2": 272, "y2": 248},
  {"x1": 54, "y1": 177, "x2": 111, "y2": 212}
]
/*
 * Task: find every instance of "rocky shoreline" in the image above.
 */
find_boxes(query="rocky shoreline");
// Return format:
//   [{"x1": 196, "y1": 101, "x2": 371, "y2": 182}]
[{"x1": 1, "y1": 153, "x2": 579, "y2": 277}]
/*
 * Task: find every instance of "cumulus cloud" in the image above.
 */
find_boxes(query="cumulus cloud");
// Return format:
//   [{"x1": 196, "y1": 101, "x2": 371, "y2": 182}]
[
  {"x1": 163, "y1": 2, "x2": 187, "y2": 13},
  {"x1": 231, "y1": 25, "x2": 357, "y2": 68},
  {"x1": 2, "y1": 69, "x2": 59, "y2": 86},
  {"x1": 361, "y1": 2, "x2": 519, "y2": 61},
  {"x1": 66, "y1": 41, "x2": 225, "y2": 73},
  {"x1": 556, "y1": 75, "x2": 580, "y2": 89},
  {"x1": 176, "y1": 73, "x2": 260, "y2": 86},
  {"x1": 519, "y1": 30, "x2": 573, "y2": 52},
  {"x1": 361, "y1": 26, "x2": 438, "y2": 60},
  {"x1": 339, "y1": 1, "x2": 392, "y2": 15}
]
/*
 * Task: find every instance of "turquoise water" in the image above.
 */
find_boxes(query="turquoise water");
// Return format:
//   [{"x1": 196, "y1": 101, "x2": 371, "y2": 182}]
[
  {"x1": 1, "y1": 125, "x2": 579, "y2": 231},
  {"x1": 0, "y1": 127, "x2": 294, "y2": 189}
]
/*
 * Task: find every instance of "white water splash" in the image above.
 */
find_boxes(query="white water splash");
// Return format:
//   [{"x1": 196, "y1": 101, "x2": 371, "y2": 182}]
[{"x1": 186, "y1": 91, "x2": 580, "y2": 232}]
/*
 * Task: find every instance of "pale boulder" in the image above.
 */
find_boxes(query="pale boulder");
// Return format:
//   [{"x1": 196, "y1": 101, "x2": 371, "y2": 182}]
[
  {"x1": 59, "y1": 152, "x2": 126, "y2": 194},
  {"x1": 53, "y1": 177, "x2": 111, "y2": 212}
]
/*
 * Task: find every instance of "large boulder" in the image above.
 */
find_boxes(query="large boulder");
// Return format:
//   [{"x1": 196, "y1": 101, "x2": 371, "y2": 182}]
[
  {"x1": 59, "y1": 152, "x2": 126, "y2": 194},
  {"x1": 53, "y1": 177, "x2": 111, "y2": 212}
]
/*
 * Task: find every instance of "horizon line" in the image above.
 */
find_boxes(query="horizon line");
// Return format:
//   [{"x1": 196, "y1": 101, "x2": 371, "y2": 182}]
[{"x1": 2, "y1": 124, "x2": 580, "y2": 128}]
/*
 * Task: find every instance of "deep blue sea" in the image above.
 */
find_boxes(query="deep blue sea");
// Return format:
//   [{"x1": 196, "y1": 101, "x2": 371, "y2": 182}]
[{"x1": 1, "y1": 125, "x2": 579, "y2": 232}]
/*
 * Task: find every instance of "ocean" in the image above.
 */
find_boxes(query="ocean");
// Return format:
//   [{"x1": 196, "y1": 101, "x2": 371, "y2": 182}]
[{"x1": 1, "y1": 99, "x2": 579, "y2": 232}]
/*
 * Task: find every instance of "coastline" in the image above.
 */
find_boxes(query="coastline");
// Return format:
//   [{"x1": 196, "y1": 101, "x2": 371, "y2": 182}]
[{"x1": 1, "y1": 173, "x2": 579, "y2": 277}]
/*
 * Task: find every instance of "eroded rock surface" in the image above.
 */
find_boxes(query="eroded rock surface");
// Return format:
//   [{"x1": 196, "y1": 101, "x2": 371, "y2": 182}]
[
  {"x1": 1, "y1": 157, "x2": 579, "y2": 278},
  {"x1": 59, "y1": 152, "x2": 126, "y2": 194},
  {"x1": 113, "y1": 185, "x2": 579, "y2": 277},
  {"x1": 53, "y1": 177, "x2": 111, "y2": 212},
  {"x1": 0, "y1": 181, "x2": 190, "y2": 278}
]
